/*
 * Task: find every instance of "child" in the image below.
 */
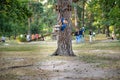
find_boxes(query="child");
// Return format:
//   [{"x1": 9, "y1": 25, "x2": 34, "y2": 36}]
[
  {"x1": 59, "y1": 18, "x2": 68, "y2": 31},
  {"x1": 75, "y1": 29, "x2": 80, "y2": 43}
]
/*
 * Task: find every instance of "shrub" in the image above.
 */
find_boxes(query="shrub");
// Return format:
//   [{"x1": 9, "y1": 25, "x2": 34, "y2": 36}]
[{"x1": 17, "y1": 35, "x2": 26, "y2": 42}]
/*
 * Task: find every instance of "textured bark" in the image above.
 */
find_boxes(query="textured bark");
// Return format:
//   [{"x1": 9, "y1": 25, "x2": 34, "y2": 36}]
[
  {"x1": 82, "y1": 0, "x2": 85, "y2": 27},
  {"x1": 74, "y1": 6, "x2": 78, "y2": 28},
  {"x1": 106, "y1": 26, "x2": 110, "y2": 37},
  {"x1": 52, "y1": 0, "x2": 75, "y2": 56}
]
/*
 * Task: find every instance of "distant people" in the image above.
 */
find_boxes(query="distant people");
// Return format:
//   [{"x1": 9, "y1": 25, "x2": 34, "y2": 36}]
[
  {"x1": 79, "y1": 28, "x2": 84, "y2": 43},
  {"x1": 92, "y1": 32, "x2": 96, "y2": 41},
  {"x1": 75, "y1": 29, "x2": 80, "y2": 43},
  {"x1": 89, "y1": 30, "x2": 93, "y2": 42},
  {"x1": 41, "y1": 35, "x2": 44, "y2": 41},
  {"x1": 111, "y1": 31, "x2": 115, "y2": 40},
  {"x1": 82, "y1": 27, "x2": 85, "y2": 37},
  {"x1": 26, "y1": 34, "x2": 30, "y2": 42},
  {"x1": 82, "y1": 27, "x2": 85, "y2": 32},
  {"x1": 35, "y1": 34, "x2": 39, "y2": 40},
  {"x1": 31, "y1": 34, "x2": 35, "y2": 41},
  {"x1": 1, "y1": 36, "x2": 6, "y2": 42}
]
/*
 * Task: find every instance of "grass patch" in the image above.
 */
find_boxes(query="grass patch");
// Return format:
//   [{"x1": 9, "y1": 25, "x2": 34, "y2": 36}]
[
  {"x1": 78, "y1": 53, "x2": 120, "y2": 68},
  {"x1": 73, "y1": 41, "x2": 120, "y2": 50},
  {"x1": 75, "y1": 41, "x2": 120, "y2": 69},
  {"x1": 0, "y1": 45, "x2": 37, "y2": 51}
]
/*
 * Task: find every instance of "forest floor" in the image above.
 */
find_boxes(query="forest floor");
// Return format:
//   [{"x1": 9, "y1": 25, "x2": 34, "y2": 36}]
[{"x1": 0, "y1": 39, "x2": 120, "y2": 80}]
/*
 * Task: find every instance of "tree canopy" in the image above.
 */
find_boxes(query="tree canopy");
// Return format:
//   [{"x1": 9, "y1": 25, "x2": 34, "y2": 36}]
[{"x1": 0, "y1": 0, "x2": 120, "y2": 39}]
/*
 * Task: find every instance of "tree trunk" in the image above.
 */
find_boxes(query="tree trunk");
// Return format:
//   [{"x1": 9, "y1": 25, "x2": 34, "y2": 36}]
[
  {"x1": 103, "y1": 26, "x2": 105, "y2": 34},
  {"x1": 106, "y1": 26, "x2": 110, "y2": 37},
  {"x1": 52, "y1": 0, "x2": 75, "y2": 56},
  {"x1": 97, "y1": 26, "x2": 101, "y2": 34},
  {"x1": 82, "y1": 0, "x2": 85, "y2": 27},
  {"x1": 28, "y1": 1, "x2": 31, "y2": 35},
  {"x1": 74, "y1": 6, "x2": 78, "y2": 28},
  {"x1": 28, "y1": 18, "x2": 30, "y2": 35}
]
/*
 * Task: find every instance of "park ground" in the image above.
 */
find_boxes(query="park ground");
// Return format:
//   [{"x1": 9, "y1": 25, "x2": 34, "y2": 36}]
[{"x1": 0, "y1": 34, "x2": 120, "y2": 80}]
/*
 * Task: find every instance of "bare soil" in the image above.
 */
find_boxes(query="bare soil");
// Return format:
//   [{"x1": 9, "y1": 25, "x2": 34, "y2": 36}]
[{"x1": 0, "y1": 40, "x2": 120, "y2": 80}]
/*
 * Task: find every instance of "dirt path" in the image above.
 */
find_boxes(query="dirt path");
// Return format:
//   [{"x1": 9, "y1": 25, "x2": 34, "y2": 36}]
[
  {"x1": 34, "y1": 58, "x2": 120, "y2": 80},
  {"x1": 1, "y1": 56, "x2": 118, "y2": 80}
]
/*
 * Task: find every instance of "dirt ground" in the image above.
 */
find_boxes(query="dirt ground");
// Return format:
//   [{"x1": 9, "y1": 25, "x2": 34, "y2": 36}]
[{"x1": 0, "y1": 40, "x2": 120, "y2": 80}]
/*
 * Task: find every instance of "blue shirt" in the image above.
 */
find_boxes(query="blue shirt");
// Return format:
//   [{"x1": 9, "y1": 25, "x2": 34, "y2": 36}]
[{"x1": 79, "y1": 30, "x2": 83, "y2": 35}]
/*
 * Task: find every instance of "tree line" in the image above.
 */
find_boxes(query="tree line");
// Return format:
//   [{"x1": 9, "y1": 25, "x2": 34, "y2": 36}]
[
  {"x1": 75, "y1": 0, "x2": 120, "y2": 39},
  {"x1": 0, "y1": 0, "x2": 120, "y2": 39}
]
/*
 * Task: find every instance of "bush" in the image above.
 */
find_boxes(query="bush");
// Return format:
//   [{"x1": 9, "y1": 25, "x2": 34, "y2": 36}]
[
  {"x1": 116, "y1": 34, "x2": 120, "y2": 40},
  {"x1": 17, "y1": 35, "x2": 26, "y2": 42}
]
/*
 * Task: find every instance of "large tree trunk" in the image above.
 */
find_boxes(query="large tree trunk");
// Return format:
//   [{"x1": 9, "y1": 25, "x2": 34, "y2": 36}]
[{"x1": 52, "y1": 0, "x2": 75, "y2": 56}]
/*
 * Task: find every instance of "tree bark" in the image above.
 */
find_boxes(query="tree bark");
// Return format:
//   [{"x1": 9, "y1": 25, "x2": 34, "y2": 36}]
[
  {"x1": 103, "y1": 26, "x2": 106, "y2": 34},
  {"x1": 74, "y1": 6, "x2": 78, "y2": 28},
  {"x1": 97, "y1": 26, "x2": 101, "y2": 34},
  {"x1": 82, "y1": 0, "x2": 85, "y2": 27},
  {"x1": 52, "y1": 0, "x2": 75, "y2": 56},
  {"x1": 106, "y1": 26, "x2": 110, "y2": 37}
]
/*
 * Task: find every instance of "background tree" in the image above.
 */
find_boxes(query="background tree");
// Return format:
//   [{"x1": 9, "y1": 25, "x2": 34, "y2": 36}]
[
  {"x1": 0, "y1": 0, "x2": 32, "y2": 38},
  {"x1": 30, "y1": 2, "x2": 44, "y2": 34},
  {"x1": 86, "y1": 0, "x2": 102, "y2": 33},
  {"x1": 30, "y1": 0, "x2": 57, "y2": 34}
]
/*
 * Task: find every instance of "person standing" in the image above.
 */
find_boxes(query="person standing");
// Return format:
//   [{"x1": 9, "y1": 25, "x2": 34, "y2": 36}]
[
  {"x1": 89, "y1": 30, "x2": 93, "y2": 42},
  {"x1": 1, "y1": 36, "x2": 5, "y2": 42},
  {"x1": 26, "y1": 34, "x2": 30, "y2": 42},
  {"x1": 111, "y1": 31, "x2": 115, "y2": 40},
  {"x1": 92, "y1": 32, "x2": 96, "y2": 41},
  {"x1": 79, "y1": 28, "x2": 84, "y2": 43},
  {"x1": 75, "y1": 29, "x2": 80, "y2": 43},
  {"x1": 35, "y1": 34, "x2": 39, "y2": 40},
  {"x1": 31, "y1": 34, "x2": 35, "y2": 41}
]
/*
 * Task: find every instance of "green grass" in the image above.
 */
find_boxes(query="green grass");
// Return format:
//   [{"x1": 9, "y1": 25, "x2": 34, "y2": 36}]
[
  {"x1": 73, "y1": 42, "x2": 120, "y2": 50},
  {"x1": 0, "y1": 45, "x2": 37, "y2": 51},
  {"x1": 78, "y1": 53, "x2": 120, "y2": 68},
  {"x1": 75, "y1": 41, "x2": 120, "y2": 69}
]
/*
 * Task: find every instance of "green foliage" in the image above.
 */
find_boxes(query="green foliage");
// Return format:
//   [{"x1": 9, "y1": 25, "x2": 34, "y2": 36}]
[
  {"x1": 84, "y1": 0, "x2": 120, "y2": 36},
  {"x1": 30, "y1": 1, "x2": 57, "y2": 34},
  {"x1": 0, "y1": 0, "x2": 31, "y2": 37},
  {"x1": 29, "y1": 2, "x2": 44, "y2": 34},
  {"x1": 1, "y1": 0, "x2": 120, "y2": 38},
  {"x1": 17, "y1": 35, "x2": 26, "y2": 42}
]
